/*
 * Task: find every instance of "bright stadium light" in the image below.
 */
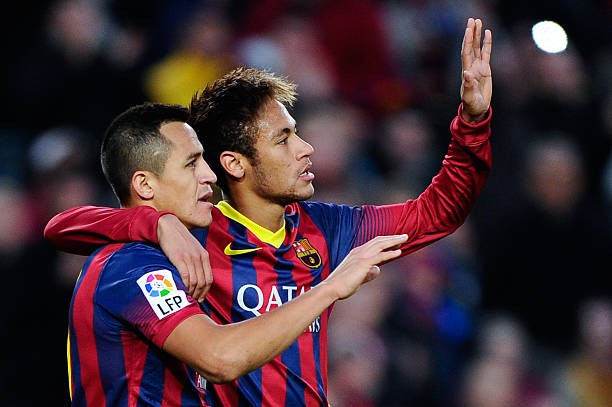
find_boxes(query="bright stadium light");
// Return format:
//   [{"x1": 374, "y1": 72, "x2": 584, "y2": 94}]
[{"x1": 531, "y1": 21, "x2": 568, "y2": 53}]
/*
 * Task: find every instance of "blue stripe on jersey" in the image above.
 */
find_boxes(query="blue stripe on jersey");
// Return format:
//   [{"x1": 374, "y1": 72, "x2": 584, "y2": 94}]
[
  {"x1": 297, "y1": 202, "x2": 360, "y2": 270},
  {"x1": 303, "y1": 233, "x2": 326, "y2": 405},
  {"x1": 283, "y1": 341, "x2": 305, "y2": 407},
  {"x1": 227, "y1": 219, "x2": 263, "y2": 406},
  {"x1": 68, "y1": 327, "x2": 83, "y2": 404},
  {"x1": 94, "y1": 311, "x2": 126, "y2": 406},
  {"x1": 181, "y1": 366, "x2": 202, "y2": 407},
  {"x1": 191, "y1": 227, "x2": 209, "y2": 249},
  {"x1": 270, "y1": 248, "x2": 307, "y2": 407},
  {"x1": 136, "y1": 347, "x2": 166, "y2": 407}
]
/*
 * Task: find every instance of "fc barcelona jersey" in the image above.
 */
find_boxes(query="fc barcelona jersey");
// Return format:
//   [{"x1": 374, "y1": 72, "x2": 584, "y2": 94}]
[
  {"x1": 45, "y1": 108, "x2": 492, "y2": 406},
  {"x1": 68, "y1": 242, "x2": 208, "y2": 406}
]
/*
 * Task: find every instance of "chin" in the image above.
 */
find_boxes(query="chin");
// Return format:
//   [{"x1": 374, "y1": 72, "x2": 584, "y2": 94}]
[{"x1": 189, "y1": 211, "x2": 213, "y2": 229}]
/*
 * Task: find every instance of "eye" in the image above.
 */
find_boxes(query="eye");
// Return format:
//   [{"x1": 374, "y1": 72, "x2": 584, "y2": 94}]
[
  {"x1": 186, "y1": 159, "x2": 197, "y2": 168},
  {"x1": 278, "y1": 137, "x2": 288, "y2": 145}
]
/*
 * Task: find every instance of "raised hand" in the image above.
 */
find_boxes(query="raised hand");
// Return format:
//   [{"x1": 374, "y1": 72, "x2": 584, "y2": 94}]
[
  {"x1": 157, "y1": 214, "x2": 213, "y2": 302},
  {"x1": 460, "y1": 18, "x2": 492, "y2": 123}
]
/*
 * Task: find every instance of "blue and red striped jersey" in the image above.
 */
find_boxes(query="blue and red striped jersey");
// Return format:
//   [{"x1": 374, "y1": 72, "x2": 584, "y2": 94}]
[
  {"x1": 46, "y1": 108, "x2": 492, "y2": 406},
  {"x1": 68, "y1": 242, "x2": 208, "y2": 406}
]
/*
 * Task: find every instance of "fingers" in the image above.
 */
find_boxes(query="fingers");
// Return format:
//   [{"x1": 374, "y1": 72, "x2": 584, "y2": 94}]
[
  {"x1": 482, "y1": 29, "x2": 492, "y2": 65},
  {"x1": 186, "y1": 250, "x2": 213, "y2": 303},
  {"x1": 461, "y1": 18, "x2": 474, "y2": 70},
  {"x1": 473, "y1": 19, "x2": 482, "y2": 59},
  {"x1": 348, "y1": 234, "x2": 406, "y2": 267},
  {"x1": 364, "y1": 234, "x2": 408, "y2": 253},
  {"x1": 198, "y1": 251, "x2": 213, "y2": 302},
  {"x1": 186, "y1": 261, "x2": 197, "y2": 297},
  {"x1": 365, "y1": 265, "x2": 381, "y2": 283},
  {"x1": 463, "y1": 18, "x2": 491, "y2": 69}
]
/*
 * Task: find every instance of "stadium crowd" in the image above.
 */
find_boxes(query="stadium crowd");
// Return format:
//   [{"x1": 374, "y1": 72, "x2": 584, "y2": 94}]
[{"x1": 1, "y1": 0, "x2": 610, "y2": 406}]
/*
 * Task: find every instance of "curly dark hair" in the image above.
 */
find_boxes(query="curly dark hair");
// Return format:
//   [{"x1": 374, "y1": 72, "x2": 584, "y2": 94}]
[{"x1": 189, "y1": 67, "x2": 297, "y2": 193}]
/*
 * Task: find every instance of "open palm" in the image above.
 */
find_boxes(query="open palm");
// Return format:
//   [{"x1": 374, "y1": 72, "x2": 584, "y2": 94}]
[{"x1": 460, "y1": 18, "x2": 492, "y2": 123}]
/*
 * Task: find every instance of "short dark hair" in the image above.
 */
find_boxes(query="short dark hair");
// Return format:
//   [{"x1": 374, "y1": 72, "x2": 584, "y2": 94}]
[
  {"x1": 189, "y1": 67, "x2": 297, "y2": 193},
  {"x1": 101, "y1": 103, "x2": 189, "y2": 205}
]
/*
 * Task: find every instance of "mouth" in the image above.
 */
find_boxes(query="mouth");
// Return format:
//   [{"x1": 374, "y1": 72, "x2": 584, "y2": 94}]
[
  {"x1": 198, "y1": 189, "x2": 213, "y2": 204},
  {"x1": 299, "y1": 164, "x2": 315, "y2": 181}
]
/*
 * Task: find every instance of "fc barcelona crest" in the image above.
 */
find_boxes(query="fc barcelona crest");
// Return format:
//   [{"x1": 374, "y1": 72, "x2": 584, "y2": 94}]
[{"x1": 292, "y1": 238, "x2": 322, "y2": 268}]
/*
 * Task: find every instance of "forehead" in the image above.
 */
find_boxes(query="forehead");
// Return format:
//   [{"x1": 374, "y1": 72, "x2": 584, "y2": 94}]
[
  {"x1": 256, "y1": 99, "x2": 296, "y2": 138},
  {"x1": 160, "y1": 121, "x2": 202, "y2": 152}
]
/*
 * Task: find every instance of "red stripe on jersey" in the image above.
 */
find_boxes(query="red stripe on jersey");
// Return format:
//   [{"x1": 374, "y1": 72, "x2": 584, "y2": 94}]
[
  {"x1": 73, "y1": 244, "x2": 124, "y2": 406},
  {"x1": 298, "y1": 332, "x2": 320, "y2": 406},
  {"x1": 203, "y1": 211, "x2": 239, "y2": 406},
  {"x1": 252, "y1": 249, "x2": 288, "y2": 404},
  {"x1": 295, "y1": 208, "x2": 332, "y2": 282},
  {"x1": 292, "y1": 208, "x2": 333, "y2": 400},
  {"x1": 206, "y1": 210, "x2": 234, "y2": 325},
  {"x1": 121, "y1": 331, "x2": 148, "y2": 405},
  {"x1": 261, "y1": 355, "x2": 287, "y2": 405},
  {"x1": 161, "y1": 359, "x2": 184, "y2": 406}
]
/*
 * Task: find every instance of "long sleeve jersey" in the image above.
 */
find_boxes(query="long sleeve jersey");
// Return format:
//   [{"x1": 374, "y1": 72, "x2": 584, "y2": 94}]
[{"x1": 45, "y1": 107, "x2": 492, "y2": 406}]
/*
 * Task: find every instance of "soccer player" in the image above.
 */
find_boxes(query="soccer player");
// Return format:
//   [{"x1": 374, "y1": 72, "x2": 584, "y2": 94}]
[
  {"x1": 45, "y1": 18, "x2": 493, "y2": 406},
  {"x1": 62, "y1": 101, "x2": 408, "y2": 406}
]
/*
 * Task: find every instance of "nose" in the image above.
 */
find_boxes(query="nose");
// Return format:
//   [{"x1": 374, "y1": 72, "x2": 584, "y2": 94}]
[
  {"x1": 198, "y1": 159, "x2": 217, "y2": 185},
  {"x1": 296, "y1": 135, "x2": 314, "y2": 159}
]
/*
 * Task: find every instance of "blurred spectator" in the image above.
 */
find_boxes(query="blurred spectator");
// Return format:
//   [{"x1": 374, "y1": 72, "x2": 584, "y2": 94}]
[
  {"x1": 300, "y1": 100, "x2": 369, "y2": 204},
  {"x1": 559, "y1": 298, "x2": 612, "y2": 407},
  {"x1": 460, "y1": 313, "x2": 562, "y2": 407},
  {"x1": 372, "y1": 108, "x2": 439, "y2": 194},
  {"x1": 479, "y1": 135, "x2": 612, "y2": 354},
  {"x1": 2, "y1": 1, "x2": 611, "y2": 405},
  {"x1": 237, "y1": 13, "x2": 337, "y2": 103},
  {"x1": 328, "y1": 282, "x2": 390, "y2": 407},
  {"x1": 143, "y1": 4, "x2": 237, "y2": 106},
  {"x1": 9, "y1": 0, "x2": 146, "y2": 136},
  {"x1": 372, "y1": 231, "x2": 481, "y2": 407},
  {"x1": 237, "y1": 0, "x2": 409, "y2": 115}
]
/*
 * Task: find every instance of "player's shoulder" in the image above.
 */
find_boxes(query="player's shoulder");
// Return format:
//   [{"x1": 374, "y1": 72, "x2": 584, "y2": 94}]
[
  {"x1": 293, "y1": 200, "x2": 357, "y2": 216},
  {"x1": 105, "y1": 242, "x2": 172, "y2": 274}
]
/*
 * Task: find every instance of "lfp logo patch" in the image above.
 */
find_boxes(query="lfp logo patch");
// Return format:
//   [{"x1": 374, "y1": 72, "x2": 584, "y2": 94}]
[
  {"x1": 137, "y1": 270, "x2": 189, "y2": 319},
  {"x1": 292, "y1": 238, "x2": 322, "y2": 268}
]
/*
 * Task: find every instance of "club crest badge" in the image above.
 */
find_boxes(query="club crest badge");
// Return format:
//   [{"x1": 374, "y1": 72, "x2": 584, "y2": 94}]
[{"x1": 292, "y1": 238, "x2": 322, "y2": 268}]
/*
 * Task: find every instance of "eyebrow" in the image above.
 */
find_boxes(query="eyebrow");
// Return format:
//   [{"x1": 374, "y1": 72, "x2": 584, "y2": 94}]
[
  {"x1": 185, "y1": 150, "x2": 203, "y2": 161},
  {"x1": 273, "y1": 122, "x2": 296, "y2": 140}
]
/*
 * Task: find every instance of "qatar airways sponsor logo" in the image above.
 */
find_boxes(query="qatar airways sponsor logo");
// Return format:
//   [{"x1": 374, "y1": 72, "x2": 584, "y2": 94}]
[{"x1": 236, "y1": 284, "x2": 321, "y2": 332}]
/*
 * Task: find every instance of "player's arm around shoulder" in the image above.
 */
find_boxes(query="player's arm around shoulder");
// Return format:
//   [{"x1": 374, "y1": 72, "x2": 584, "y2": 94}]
[
  {"x1": 163, "y1": 234, "x2": 408, "y2": 384},
  {"x1": 97, "y1": 243, "x2": 204, "y2": 346}
]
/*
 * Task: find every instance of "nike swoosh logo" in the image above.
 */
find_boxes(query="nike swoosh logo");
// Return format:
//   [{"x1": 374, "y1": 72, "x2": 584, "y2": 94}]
[{"x1": 224, "y1": 243, "x2": 263, "y2": 256}]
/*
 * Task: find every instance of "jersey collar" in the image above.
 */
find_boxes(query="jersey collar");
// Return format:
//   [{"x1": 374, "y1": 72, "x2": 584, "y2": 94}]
[{"x1": 216, "y1": 201, "x2": 286, "y2": 248}]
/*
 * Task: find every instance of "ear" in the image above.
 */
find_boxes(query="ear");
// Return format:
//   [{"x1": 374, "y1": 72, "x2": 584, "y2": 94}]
[
  {"x1": 131, "y1": 170, "x2": 155, "y2": 200},
  {"x1": 219, "y1": 151, "x2": 247, "y2": 180}
]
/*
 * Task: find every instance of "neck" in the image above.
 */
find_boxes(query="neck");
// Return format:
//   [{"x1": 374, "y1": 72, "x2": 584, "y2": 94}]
[
  {"x1": 125, "y1": 197, "x2": 154, "y2": 211},
  {"x1": 225, "y1": 193, "x2": 287, "y2": 232}
]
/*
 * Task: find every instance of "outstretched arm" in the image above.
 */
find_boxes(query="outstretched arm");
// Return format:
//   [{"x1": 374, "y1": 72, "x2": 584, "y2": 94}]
[
  {"x1": 163, "y1": 234, "x2": 408, "y2": 383},
  {"x1": 44, "y1": 206, "x2": 212, "y2": 302},
  {"x1": 349, "y1": 17, "x2": 493, "y2": 255},
  {"x1": 43, "y1": 205, "x2": 165, "y2": 255}
]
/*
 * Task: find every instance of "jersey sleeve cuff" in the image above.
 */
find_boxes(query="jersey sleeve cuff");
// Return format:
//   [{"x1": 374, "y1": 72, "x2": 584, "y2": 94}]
[
  {"x1": 153, "y1": 305, "x2": 204, "y2": 349},
  {"x1": 450, "y1": 103, "x2": 492, "y2": 147},
  {"x1": 128, "y1": 206, "x2": 175, "y2": 244}
]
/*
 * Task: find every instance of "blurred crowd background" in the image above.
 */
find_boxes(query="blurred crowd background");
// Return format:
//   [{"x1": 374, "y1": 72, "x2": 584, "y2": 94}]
[{"x1": 1, "y1": 0, "x2": 611, "y2": 406}]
